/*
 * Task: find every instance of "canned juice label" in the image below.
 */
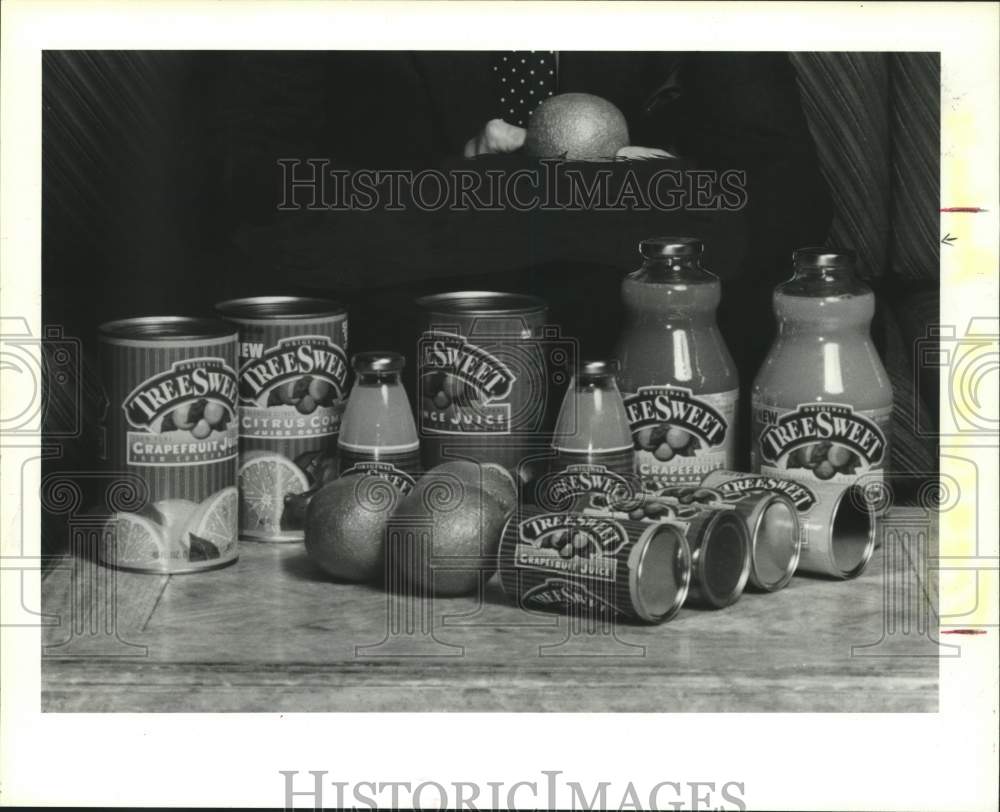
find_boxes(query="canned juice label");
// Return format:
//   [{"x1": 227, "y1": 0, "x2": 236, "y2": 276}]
[
  {"x1": 752, "y1": 402, "x2": 891, "y2": 484},
  {"x1": 515, "y1": 513, "x2": 629, "y2": 580},
  {"x1": 419, "y1": 331, "x2": 517, "y2": 435},
  {"x1": 536, "y1": 462, "x2": 636, "y2": 512},
  {"x1": 122, "y1": 357, "x2": 239, "y2": 466},
  {"x1": 238, "y1": 334, "x2": 348, "y2": 439},
  {"x1": 706, "y1": 474, "x2": 818, "y2": 512},
  {"x1": 623, "y1": 386, "x2": 738, "y2": 485},
  {"x1": 520, "y1": 578, "x2": 623, "y2": 617}
]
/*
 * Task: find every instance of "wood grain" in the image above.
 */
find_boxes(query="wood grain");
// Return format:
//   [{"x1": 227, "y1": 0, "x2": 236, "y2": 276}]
[{"x1": 41, "y1": 508, "x2": 941, "y2": 712}]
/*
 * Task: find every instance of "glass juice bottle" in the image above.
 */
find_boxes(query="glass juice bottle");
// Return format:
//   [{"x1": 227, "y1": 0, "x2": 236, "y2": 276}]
[
  {"x1": 616, "y1": 237, "x2": 739, "y2": 487},
  {"x1": 539, "y1": 360, "x2": 637, "y2": 511},
  {"x1": 337, "y1": 352, "x2": 421, "y2": 494},
  {"x1": 751, "y1": 248, "x2": 893, "y2": 485}
]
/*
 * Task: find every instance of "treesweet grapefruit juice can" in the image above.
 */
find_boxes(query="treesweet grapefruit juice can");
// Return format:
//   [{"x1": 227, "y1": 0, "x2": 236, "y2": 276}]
[{"x1": 97, "y1": 316, "x2": 240, "y2": 573}]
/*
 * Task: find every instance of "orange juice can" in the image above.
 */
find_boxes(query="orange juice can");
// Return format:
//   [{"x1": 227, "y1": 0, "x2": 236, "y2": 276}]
[
  {"x1": 97, "y1": 317, "x2": 240, "y2": 573},
  {"x1": 215, "y1": 296, "x2": 349, "y2": 541}
]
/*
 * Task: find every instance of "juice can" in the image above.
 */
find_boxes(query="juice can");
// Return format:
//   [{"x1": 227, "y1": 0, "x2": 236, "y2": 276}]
[
  {"x1": 415, "y1": 291, "x2": 550, "y2": 472},
  {"x1": 617, "y1": 481, "x2": 800, "y2": 592},
  {"x1": 702, "y1": 471, "x2": 875, "y2": 579},
  {"x1": 215, "y1": 296, "x2": 349, "y2": 541},
  {"x1": 97, "y1": 316, "x2": 240, "y2": 573},
  {"x1": 497, "y1": 507, "x2": 691, "y2": 624}
]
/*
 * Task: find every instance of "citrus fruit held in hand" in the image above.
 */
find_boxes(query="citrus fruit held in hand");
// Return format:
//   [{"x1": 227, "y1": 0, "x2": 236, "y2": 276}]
[
  {"x1": 523, "y1": 93, "x2": 629, "y2": 159},
  {"x1": 183, "y1": 486, "x2": 239, "y2": 560},
  {"x1": 305, "y1": 474, "x2": 402, "y2": 582},
  {"x1": 103, "y1": 512, "x2": 181, "y2": 566},
  {"x1": 238, "y1": 452, "x2": 310, "y2": 536},
  {"x1": 390, "y1": 472, "x2": 510, "y2": 596}
]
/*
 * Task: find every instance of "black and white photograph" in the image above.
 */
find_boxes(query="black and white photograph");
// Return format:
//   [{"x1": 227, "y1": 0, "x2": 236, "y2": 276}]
[{"x1": 1, "y1": 2, "x2": 997, "y2": 810}]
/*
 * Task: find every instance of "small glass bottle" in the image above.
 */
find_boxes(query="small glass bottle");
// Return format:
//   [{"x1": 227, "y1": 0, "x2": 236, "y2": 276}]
[
  {"x1": 537, "y1": 360, "x2": 637, "y2": 511},
  {"x1": 616, "y1": 237, "x2": 739, "y2": 487},
  {"x1": 338, "y1": 352, "x2": 420, "y2": 494},
  {"x1": 751, "y1": 248, "x2": 893, "y2": 485}
]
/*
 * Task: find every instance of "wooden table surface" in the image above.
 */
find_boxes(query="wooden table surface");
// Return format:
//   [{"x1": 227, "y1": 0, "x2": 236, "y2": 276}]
[{"x1": 41, "y1": 508, "x2": 939, "y2": 712}]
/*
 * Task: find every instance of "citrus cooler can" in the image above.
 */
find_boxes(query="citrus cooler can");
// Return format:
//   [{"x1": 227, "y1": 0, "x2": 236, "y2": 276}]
[
  {"x1": 97, "y1": 316, "x2": 240, "y2": 573},
  {"x1": 216, "y1": 296, "x2": 349, "y2": 541}
]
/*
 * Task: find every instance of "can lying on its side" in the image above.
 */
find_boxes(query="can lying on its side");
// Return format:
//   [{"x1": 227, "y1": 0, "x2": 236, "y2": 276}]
[
  {"x1": 97, "y1": 316, "x2": 240, "y2": 574},
  {"x1": 497, "y1": 507, "x2": 691, "y2": 624},
  {"x1": 215, "y1": 296, "x2": 348, "y2": 542},
  {"x1": 415, "y1": 291, "x2": 550, "y2": 473},
  {"x1": 700, "y1": 471, "x2": 875, "y2": 579},
  {"x1": 620, "y1": 482, "x2": 800, "y2": 592}
]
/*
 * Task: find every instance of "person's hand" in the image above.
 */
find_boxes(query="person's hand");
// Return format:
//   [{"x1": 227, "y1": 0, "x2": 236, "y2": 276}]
[
  {"x1": 615, "y1": 145, "x2": 676, "y2": 160},
  {"x1": 464, "y1": 119, "x2": 526, "y2": 157}
]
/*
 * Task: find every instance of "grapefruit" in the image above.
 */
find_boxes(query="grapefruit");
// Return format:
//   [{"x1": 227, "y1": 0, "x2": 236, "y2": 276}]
[
  {"x1": 305, "y1": 474, "x2": 403, "y2": 582},
  {"x1": 523, "y1": 93, "x2": 629, "y2": 160},
  {"x1": 390, "y1": 471, "x2": 511, "y2": 596}
]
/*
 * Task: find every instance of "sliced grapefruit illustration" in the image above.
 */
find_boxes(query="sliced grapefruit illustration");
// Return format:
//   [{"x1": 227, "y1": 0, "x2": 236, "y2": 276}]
[
  {"x1": 103, "y1": 512, "x2": 181, "y2": 565},
  {"x1": 183, "y1": 486, "x2": 238, "y2": 559}
]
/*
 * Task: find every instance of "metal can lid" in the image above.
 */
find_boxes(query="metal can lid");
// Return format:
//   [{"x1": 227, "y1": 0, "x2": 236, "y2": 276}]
[
  {"x1": 748, "y1": 493, "x2": 801, "y2": 592},
  {"x1": 415, "y1": 291, "x2": 547, "y2": 317},
  {"x1": 629, "y1": 522, "x2": 691, "y2": 623},
  {"x1": 697, "y1": 511, "x2": 751, "y2": 608},
  {"x1": 639, "y1": 236, "x2": 703, "y2": 258},
  {"x1": 353, "y1": 351, "x2": 405, "y2": 374},
  {"x1": 99, "y1": 316, "x2": 237, "y2": 342},
  {"x1": 792, "y1": 246, "x2": 856, "y2": 269},
  {"x1": 214, "y1": 295, "x2": 345, "y2": 321},
  {"x1": 828, "y1": 484, "x2": 876, "y2": 578}
]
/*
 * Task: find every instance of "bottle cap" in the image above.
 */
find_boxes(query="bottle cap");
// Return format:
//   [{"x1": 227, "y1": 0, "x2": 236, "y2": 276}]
[
  {"x1": 639, "y1": 236, "x2": 703, "y2": 259},
  {"x1": 578, "y1": 360, "x2": 620, "y2": 380},
  {"x1": 353, "y1": 351, "x2": 405, "y2": 375},
  {"x1": 792, "y1": 247, "x2": 856, "y2": 269}
]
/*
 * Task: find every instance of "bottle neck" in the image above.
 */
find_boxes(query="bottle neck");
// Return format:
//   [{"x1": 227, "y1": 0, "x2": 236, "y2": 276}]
[{"x1": 356, "y1": 372, "x2": 401, "y2": 386}]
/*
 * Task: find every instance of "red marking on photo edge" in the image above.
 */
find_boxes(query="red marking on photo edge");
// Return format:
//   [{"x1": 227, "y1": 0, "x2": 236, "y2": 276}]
[
  {"x1": 940, "y1": 207, "x2": 988, "y2": 213},
  {"x1": 940, "y1": 629, "x2": 987, "y2": 635}
]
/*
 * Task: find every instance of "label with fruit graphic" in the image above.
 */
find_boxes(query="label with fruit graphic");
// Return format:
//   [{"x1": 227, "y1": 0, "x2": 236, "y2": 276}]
[
  {"x1": 752, "y1": 402, "x2": 891, "y2": 484},
  {"x1": 238, "y1": 335, "x2": 349, "y2": 439},
  {"x1": 623, "y1": 386, "x2": 738, "y2": 486},
  {"x1": 418, "y1": 331, "x2": 516, "y2": 435},
  {"x1": 121, "y1": 357, "x2": 239, "y2": 466},
  {"x1": 536, "y1": 462, "x2": 637, "y2": 512},
  {"x1": 707, "y1": 474, "x2": 818, "y2": 512},
  {"x1": 515, "y1": 513, "x2": 629, "y2": 580}
]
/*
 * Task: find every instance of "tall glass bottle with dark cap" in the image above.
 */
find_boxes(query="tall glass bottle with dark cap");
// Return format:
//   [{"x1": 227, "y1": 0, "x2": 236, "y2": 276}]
[
  {"x1": 616, "y1": 237, "x2": 739, "y2": 488},
  {"x1": 337, "y1": 352, "x2": 420, "y2": 494},
  {"x1": 536, "y1": 360, "x2": 637, "y2": 513}
]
